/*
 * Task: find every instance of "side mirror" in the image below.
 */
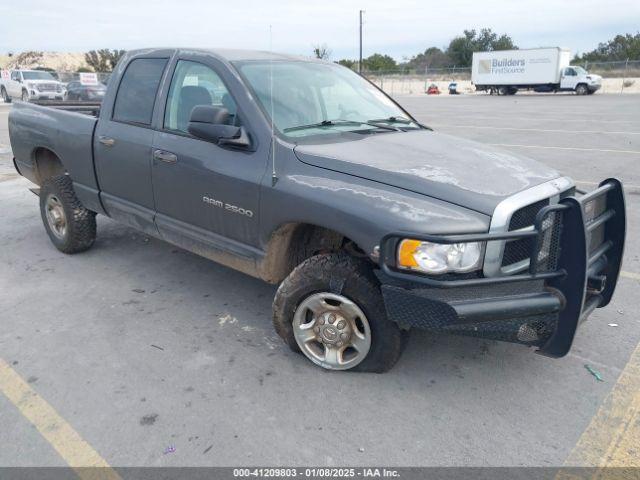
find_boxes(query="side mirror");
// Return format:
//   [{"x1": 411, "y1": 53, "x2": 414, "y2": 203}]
[{"x1": 187, "y1": 105, "x2": 249, "y2": 148}]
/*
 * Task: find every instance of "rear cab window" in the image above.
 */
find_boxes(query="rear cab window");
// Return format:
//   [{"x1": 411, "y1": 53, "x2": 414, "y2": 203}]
[{"x1": 113, "y1": 58, "x2": 168, "y2": 125}]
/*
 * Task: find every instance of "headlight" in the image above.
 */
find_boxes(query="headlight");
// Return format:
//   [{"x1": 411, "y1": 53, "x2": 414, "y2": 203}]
[
  {"x1": 398, "y1": 239, "x2": 484, "y2": 274},
  {"x1": 27, "y1": 82, "x2": 38, "y2": 90}
]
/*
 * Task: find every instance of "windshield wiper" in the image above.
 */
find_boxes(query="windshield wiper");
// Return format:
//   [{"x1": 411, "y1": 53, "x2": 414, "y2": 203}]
[
  {"x1": 283, "y1": 119, "x2": 397, "y2": 133},
  {"x1": 368, "y1": 116, "x2": 415, "y2": 125},
  {"x1": 283, "y1": 119, "x2": 362, "y2": 133}
]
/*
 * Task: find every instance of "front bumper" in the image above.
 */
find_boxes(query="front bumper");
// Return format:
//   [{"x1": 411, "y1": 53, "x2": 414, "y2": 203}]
[
  {"x1": 377, "y1": 179, "x2": 626, "y2": 357},
  {"x1": 29, "y1": 90, "x2": 63, "y2": 100}
]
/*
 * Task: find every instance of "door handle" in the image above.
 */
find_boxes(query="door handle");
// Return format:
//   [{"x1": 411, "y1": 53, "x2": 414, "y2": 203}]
[
  {"x1": 98, "y1": 136, "x2": 115, "y2": 147},
  {"x1": 153, "y1": 149, "x2": 177, "y2": 164}
]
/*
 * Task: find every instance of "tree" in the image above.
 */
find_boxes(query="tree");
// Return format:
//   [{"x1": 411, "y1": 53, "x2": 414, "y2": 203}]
[
  {"x1": 362, "y1": 53, "x2": 397, "y2": 72},
  {"x1": 446, "y1": 29, "x2": 517, "y2": 67},
  {"x1": 405, "y1": 47, "x2": 452, "y2": 72},
  {"x1": 312, "y1": 44, "x2": 332, "y2": 60},
  {"x1": 336, "y1": 59, "x2": 357, "y2": 70},
  {"x1": 575, "y1": 32, "x2": 640, "y2": 62},
  {"x1": 84, "y1": 49, "x2": 126, "y2": 72}
]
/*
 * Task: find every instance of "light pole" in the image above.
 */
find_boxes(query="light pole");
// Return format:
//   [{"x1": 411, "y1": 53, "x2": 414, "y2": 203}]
[{"x1": 359, "y1": 10, "x2": 364, "y2": 74}]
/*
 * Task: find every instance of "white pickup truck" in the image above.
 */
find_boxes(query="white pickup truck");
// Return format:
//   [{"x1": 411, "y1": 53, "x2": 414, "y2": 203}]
[{"x1": 1, "y1": 69, "x2": 65, "y2": 103}]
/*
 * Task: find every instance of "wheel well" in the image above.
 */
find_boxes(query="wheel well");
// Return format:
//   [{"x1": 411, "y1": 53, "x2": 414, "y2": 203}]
[
  {"x1": 33, "y1": 148, "x2": 66, "y2": 185},
  {"x1": 258, "y1": 223, "x2": 367, "y2": 283}
]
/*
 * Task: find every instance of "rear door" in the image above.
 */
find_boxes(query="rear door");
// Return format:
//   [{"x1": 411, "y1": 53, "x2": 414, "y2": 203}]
[
  {"x1": 151, "y1": 55, "x2": 266, "y2": 253},
  {"x1": 93, "y1": 55, "x2": 170, "y2": 235}
]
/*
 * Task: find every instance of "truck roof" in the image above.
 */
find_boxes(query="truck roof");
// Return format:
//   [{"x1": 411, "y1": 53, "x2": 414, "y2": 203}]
[{"x1": 128, "y1": 47, "x2": 321, "y2": 63}]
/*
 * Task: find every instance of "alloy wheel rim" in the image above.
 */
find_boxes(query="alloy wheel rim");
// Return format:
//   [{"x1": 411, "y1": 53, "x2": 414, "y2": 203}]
[
  {"x1": 292, "y1": 292, "x2": 371, "y2": 370},
  {"x1": 45, "y1": 195, "x2": 67, "y2": 239}
]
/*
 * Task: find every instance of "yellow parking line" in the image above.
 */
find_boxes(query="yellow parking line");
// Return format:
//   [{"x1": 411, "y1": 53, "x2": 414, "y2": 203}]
[
  {"x1": 489, "y1": 143, "x2": 640, "y2": 155},
  {"x1": 0, "y1": 358, "x2": 121, "y2": 480},
  {"x1": 620, "y1": 271, "x2": 640, "y2": 281},
  {"x1": 563, "y1": 342, "x2": 640, "y2": 470}
]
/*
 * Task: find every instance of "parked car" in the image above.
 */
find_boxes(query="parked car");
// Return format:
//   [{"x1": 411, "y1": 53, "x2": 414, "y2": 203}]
[
  {"x1": 64, "y1": 81, "x2": 108, "y2": 101},
  {"x1": 8, "y1": 48, "x2": 626, "y2": 372},
  {"x1": 472, "y1": 47, "x2": 602, "y2": 95},
  {"x1": 426, "y1": 83, "x2": 440, "y2": 95},
  {"x1": 1, "y1": 69, "x2": 64, "y2": 102}
]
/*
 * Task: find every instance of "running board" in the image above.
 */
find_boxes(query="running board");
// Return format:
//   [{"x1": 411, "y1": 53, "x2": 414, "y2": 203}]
[{"x1": 29, "y1": 187, "x2": 40, "y2": 197}]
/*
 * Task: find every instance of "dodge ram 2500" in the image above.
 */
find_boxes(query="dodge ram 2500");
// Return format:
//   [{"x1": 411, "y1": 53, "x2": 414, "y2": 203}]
[{"x1": 9, "y1": 48, "x2": 626, "y2": 372}]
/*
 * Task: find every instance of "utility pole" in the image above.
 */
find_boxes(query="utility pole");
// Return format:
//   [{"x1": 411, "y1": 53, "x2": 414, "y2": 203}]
[{"x1": 359, "y1": 10, "x2": 364, "y2": 74}]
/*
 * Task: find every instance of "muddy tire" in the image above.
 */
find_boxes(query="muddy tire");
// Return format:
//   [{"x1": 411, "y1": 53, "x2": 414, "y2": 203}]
[
  {"x1": 40, "y1": 175, "x2": 96, "y2": 254},
  {"x1": 273, "y1": 253, "x2": 408, "y2": 373}
]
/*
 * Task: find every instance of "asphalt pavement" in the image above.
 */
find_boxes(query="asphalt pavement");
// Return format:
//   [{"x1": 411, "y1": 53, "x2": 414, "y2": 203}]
[{"x1": 0, "y1": 93, "x2": 639, "y2": 469}]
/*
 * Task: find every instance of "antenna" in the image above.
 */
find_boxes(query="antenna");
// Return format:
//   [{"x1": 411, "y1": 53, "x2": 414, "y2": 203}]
[{"x1": 269, "y1": 25, "x2": 278, "y2": 187}]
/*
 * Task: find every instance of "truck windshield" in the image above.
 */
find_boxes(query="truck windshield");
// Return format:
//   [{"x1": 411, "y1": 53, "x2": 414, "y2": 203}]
[
  {"x1": 236, "y1": 61, "x2": 420, "y2": 138},
  {"x1": 573, "y1": 66, "x2": 587, "y2": 75},
  {"x1": 22, "y1": 71, "x2": 56, "y2": 80}
]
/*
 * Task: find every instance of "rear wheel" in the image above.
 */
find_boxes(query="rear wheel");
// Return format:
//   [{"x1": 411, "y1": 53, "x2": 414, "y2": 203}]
[
  {"x1": 40, "y1": 175, "x2": 97, "y2": 254},
  {"x1": 1, "y1": 87, "x2": 10, "y2": 103},
  {"x1": 575, "y1": 84, "x2": 588, "y2": 95},
  {"x1": 273, "y1": 253, "x2": 408, "y2": 372}
]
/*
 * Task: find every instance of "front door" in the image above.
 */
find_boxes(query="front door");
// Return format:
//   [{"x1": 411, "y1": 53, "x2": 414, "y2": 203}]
[
  {"x1": 151, "y1": 58, "x2": 265, "y2": 256},
  {"x1": 560, "y1": 67, "x2": 578, "y2": 90},
  {"x1": 93, "y1": 57, "x2": 169, "y2": 235},
  {"x1": 8, "y1": 71, "x2": 22, "y2": 98}
]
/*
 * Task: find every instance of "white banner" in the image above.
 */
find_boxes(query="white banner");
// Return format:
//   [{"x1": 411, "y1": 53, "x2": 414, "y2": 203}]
[{"x1": 79, "y1": 72, "x2": 99, "y2": 86}]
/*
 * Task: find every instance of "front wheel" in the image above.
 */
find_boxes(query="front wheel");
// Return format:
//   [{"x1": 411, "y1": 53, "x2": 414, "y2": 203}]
[
  {"x1": 21, "y1": 89, "x2": 29, "y2": 102},
  {"x1": 40, "y1": 175, "x2": 97, "y2": 254},
  {"x1": 575, "y1": 84, "x2": 589, "y2": 95},
  {"x1": 273, "y1": 253, "x2": 408, "y2": 372}
]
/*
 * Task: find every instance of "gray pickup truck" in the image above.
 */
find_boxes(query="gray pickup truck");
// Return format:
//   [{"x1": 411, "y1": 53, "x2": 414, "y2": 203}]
[{"x1": 9, "y1": 48, "x2": 626, "y2": 372}]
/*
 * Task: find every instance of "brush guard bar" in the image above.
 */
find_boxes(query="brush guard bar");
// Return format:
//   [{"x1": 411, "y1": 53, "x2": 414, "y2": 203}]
[{"x1": 377, "y1": 178, "x2": 626, "y2": 357}]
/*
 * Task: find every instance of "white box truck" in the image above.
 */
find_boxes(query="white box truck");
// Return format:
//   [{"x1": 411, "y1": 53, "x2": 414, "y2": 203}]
[{"x1": 471, "y1": 47, "x2": 601, "y2": 95}]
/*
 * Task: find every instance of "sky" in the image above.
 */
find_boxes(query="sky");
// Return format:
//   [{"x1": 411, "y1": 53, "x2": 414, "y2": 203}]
[{"x1": 1, "y1": 0, "x2": 639, "y2": 61}]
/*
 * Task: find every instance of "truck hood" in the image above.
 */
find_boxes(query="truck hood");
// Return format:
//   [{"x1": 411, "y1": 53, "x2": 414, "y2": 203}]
[{"x1": 293, "y1": 130, "x2": 560, "y2": 215}]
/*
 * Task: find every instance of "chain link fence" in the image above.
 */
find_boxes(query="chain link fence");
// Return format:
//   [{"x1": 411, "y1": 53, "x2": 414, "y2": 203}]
[{"x1": 363, "y1": 59, "x2": 640, "y2": 95}]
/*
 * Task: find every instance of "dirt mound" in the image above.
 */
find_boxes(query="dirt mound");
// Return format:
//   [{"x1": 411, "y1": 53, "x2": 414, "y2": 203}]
[{"x1": 0, "y1": 52, "x2": 88, "y2": 71}]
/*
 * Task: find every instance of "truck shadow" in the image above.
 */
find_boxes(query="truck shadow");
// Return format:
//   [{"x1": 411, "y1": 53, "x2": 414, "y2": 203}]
[{"x1": 93, "y1": 217, "x2": 544, "y2": 383}]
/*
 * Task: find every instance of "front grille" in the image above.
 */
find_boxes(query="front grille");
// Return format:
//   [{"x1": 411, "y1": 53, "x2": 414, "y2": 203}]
[
  {"x1": 501, "y1": 198, "x2": 564, "y2": 273},
  {"x1": 39, "y1": 83, "x2": 58, "y2": 92},
  {"x1": 508, "y1": 199, "x2": 549, "y2": 230}
]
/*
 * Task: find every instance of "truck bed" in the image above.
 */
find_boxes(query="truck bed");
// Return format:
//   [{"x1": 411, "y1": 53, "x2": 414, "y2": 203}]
[
  {"x1": 9, "y1": 101, "x2": 101, "y2": 211},
  {"x1": 31, "y1": 100, "x2": 101, "y2": 117}
]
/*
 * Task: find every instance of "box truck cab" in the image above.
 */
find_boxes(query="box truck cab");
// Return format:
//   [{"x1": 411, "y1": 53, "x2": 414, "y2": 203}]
[{"x1": 471, "y1": 48, "x2": 601, "y2": 96}]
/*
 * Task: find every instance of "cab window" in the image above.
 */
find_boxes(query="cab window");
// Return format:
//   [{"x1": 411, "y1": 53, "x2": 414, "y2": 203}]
[
  {"x1": 113, "y1": 58, "x2": 168, "y2": 126},
  {"x1": 164, "y1": 60, "x2": 238, "y2": 134}
]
